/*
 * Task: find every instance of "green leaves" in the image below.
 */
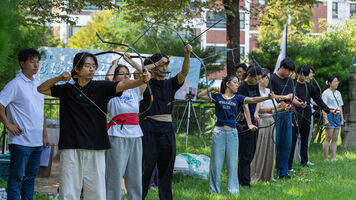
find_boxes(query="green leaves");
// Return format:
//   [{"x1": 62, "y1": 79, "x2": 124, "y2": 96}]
[{"x1": 255, "y1": 18, "x2": 356, "y2": 101}]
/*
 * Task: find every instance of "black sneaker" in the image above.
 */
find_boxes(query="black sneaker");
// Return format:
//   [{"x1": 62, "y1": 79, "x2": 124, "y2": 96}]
[
  {"x1": 279, "y1": 175, "x2": 291, "y2": 179},
  {"x1": 301, "y1": 163, "x2": 309, "y2": 167}
]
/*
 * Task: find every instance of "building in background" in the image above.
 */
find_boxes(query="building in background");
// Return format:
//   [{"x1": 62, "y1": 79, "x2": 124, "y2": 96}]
[{"x1": 51, "y1": 0, "x2": 356, "y2": 79}]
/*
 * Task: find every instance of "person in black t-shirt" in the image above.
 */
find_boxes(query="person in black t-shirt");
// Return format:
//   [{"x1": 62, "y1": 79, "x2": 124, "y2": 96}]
[
  {"x1": 288, "y1": 65, "x2": 332, "y2": 169},
  {"x1": 236, "y1": 66, "x2": 263, "y2": 187},
  {"x1": 140, "y1": 44, "x2": 192, "y2": 200},
  {"x1": 270, "y1": 58, "x2": 306, "y2": 178},
  {"x1": 37, "y1": 52, "x2": 150, "y2": 200}
]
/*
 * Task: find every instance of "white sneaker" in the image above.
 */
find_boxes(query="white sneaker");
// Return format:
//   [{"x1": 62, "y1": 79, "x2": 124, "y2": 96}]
[
  {"x1": 307, "y1": 161, "x2": 314, "y2": 166},
  {"x1": 288, "y1": 169, "x2": 296, "y2": 173},
  {"x1": 331, "y1": 158, "x2": 338, "y2": 161}
]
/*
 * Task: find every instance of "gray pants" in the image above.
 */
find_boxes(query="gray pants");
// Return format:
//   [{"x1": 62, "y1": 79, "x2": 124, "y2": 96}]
[
  {"x1": 106, "y1": 136, "x2": 142, "y2": 200},
  {"x1": 295, "y1": 116, "x2": 313, "y2": 163}
]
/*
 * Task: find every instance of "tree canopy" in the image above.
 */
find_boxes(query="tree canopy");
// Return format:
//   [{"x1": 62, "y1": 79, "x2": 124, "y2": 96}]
[
  {"x1": 254, "y1": 16, "x2": 356, "y2": 100},
  {"x1": 68, "y1": 10, "x2": 225, "y2": 77}
]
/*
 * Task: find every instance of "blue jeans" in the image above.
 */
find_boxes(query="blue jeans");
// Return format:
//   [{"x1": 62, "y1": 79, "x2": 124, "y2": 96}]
[
  {"x1": 209, "y1": 127, "x2": 239, "y2": 194},
  {"x1": 7, "y1": 144, "x2": 43, "y2": 200},
  {"x1": 273, "y1": 111, "x2": 292, "y2": 177},
  {"x1": 324, "y1": 113, "x2": 341, "y2": 128}
]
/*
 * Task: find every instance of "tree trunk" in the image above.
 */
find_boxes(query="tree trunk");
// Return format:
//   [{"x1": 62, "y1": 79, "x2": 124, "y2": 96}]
[{"x1": 224, "y1": 0, "x2": 240, "y2": 75}]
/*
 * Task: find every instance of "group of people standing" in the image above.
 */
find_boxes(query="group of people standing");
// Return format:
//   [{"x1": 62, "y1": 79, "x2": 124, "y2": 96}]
[
  {"x1": 197, "y1": 57, "x2": 345, "y2": 195},
  {"x1": 0, "y1": 47, "x2": 344, "y2": 200},
  {"x1": 0, "y1": 45, "x2": 192, "y2": 200}
]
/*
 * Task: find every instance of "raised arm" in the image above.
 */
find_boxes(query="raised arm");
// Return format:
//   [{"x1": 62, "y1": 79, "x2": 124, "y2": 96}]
[
  {"x1": 177, "y1": 44, "x2": 192, "y2": 84},
  {"x1": 37, "y1": 72, "x2": 71, "y2": 96},
  {"x1": 197, "y1": 87, "x2": 219, "y2": 101},
  {"x1": 124, "y1": 53, "x2": 142, "y2": 72},
  {"x1": 106, "y1": 59, "x2": 118, "y2": 81},
  {"x1": 116, "y1": 70, "x2": 150, "y2": 93}
]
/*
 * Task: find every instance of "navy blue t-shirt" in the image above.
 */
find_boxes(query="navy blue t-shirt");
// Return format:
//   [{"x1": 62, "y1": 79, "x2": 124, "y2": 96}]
[{"x1": 211, "y1": 93, "x2": 246, "y2": 128}]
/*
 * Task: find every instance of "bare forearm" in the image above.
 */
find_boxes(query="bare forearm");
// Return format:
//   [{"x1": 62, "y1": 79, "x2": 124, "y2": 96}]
[
  {"x1": 245, "y1": 96, "x2": 269, "y2": 104},
  {"x1": 177, "y1": 54, "x2": 190, "y2": 84},
  {"x1": 106, "y1": 65, "x2": 116, "y2": 81},
  {"x1": 43, "y1": 115, "x2": 48, "y2": 138},
  {"x1": 243, "y1": 105, "x2": 253, "y2": 125},
  {"x1": 181, "y1": 53, "x2": 190, "y2": 77},
  {"x1": 116, "y1": 79, "x2": 144, "y2": 93},
  {"x1": 0, "y1": 104, "x2": 10, "y2": 127},
  {"x1": 144, "y1": 63, "x2": 157, "y2": 71},
  {"x1": 292, "y1": 98, "x2": 299, "y2": 106},
  {"x1": 198, "y1": 88, "x2": 211, "y2": 100},
  {"x1": 255, "y1": 103, "x2": 261, "y2": 114},
  {"x1": 38, "y1": 76, "x2": 60, "y2": 94},
  {"x1": 126, "y1": 59, "x2": 142, "y2": 72},
  {"x1": 340, "y1": 107, "x2": 344, "y2": 120},
  {"x1": 322, "y1": 111, "x2": 328, "y2": 121}
]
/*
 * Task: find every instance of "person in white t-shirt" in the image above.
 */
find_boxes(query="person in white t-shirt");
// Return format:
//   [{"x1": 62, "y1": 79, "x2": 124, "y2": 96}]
[
  {"x1": 0, "y1": 48, "x2": 50, "y2": 200},
  {"x1": 105, "y1": 54, "x2": 162, "y2": 200},
  {"x1": 322, "y1": 75, "x2": 344, "y2": 161}
]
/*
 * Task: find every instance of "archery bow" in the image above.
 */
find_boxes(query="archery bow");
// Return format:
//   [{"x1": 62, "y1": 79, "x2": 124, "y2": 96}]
[
  {"x1": 141, "y1": 14, "x2": 211, "y2": 96},
  {"x1": 95, "y1": 32, "x2": 154, "y2": 128}
]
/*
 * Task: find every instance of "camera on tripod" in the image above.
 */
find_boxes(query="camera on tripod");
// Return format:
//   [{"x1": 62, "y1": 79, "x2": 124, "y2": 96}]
[{"x1": 185, "y1": 87, "x2": 195, "y2": 100}]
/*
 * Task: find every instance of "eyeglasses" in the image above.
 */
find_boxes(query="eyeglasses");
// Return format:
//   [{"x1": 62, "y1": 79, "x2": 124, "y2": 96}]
[{"x1": 83, "y1": 63, "x2": 98, "y2": 69}]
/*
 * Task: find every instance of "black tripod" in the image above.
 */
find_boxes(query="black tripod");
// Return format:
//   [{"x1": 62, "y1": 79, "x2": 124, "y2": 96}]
[{"x1": 175, "y1": 89, "x2": 202, "y2": 147}]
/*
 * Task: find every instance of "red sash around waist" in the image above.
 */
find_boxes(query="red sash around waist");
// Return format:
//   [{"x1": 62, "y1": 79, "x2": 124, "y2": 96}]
[
  {"x1": 285, "y1": 101, "x2": 295, "y2": 110},
  {"x1": 107, "y1": 113, "x2": 139, "y2": 130}
]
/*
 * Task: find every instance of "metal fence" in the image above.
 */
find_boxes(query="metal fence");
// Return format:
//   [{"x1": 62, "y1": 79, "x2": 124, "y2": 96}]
[{"x1": 0, "y1": 98, "x2": 216, "y2": 152}]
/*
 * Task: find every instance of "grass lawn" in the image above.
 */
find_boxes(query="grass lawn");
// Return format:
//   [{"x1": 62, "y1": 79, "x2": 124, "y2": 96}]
[{"x1": 145, "y1": 133, "x2": 356, "y2": 200}]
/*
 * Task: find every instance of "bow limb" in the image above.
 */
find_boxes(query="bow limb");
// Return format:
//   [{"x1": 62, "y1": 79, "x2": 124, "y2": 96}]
[
  {"x1": 312, "y1": 77, "x2": 324, "y2": 132},
  {"x1": 251, "y1": 54, "x2": 279, "y2": 117},
  {"x1": 94, "y1": 50, "x2": 146, "y2": 58},
  {"x1": 95, "y1": 33, "x2": 154, "y2": 127},
  {"x1": 141, "y1": 14, "x2": 211, "y2": 97}
]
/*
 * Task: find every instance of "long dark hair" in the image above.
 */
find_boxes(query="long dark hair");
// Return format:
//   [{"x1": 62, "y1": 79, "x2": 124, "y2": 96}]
[
  {"x1": 71, "y1": 52, "x2": 98, "y2": 82},
  {"x1": 220, "y1": 74, "x2": 236, "y2": 94},
  {"x1": 323, "y1": 75, "x2": 338, "y2": 91}
]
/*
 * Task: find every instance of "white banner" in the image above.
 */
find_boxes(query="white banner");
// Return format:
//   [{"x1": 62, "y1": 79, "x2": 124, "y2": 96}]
[{"x1": 36, "y1": 47, "x2": 201, "y2": 100}]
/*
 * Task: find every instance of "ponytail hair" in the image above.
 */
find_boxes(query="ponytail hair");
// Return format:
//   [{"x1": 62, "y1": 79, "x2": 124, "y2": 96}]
[
  {"x1": 220, "y1": 74, "x2": 236, "y2": 94},
  {"x1": 323, "y1": 75, "x2": 338, "y2": 91}
]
